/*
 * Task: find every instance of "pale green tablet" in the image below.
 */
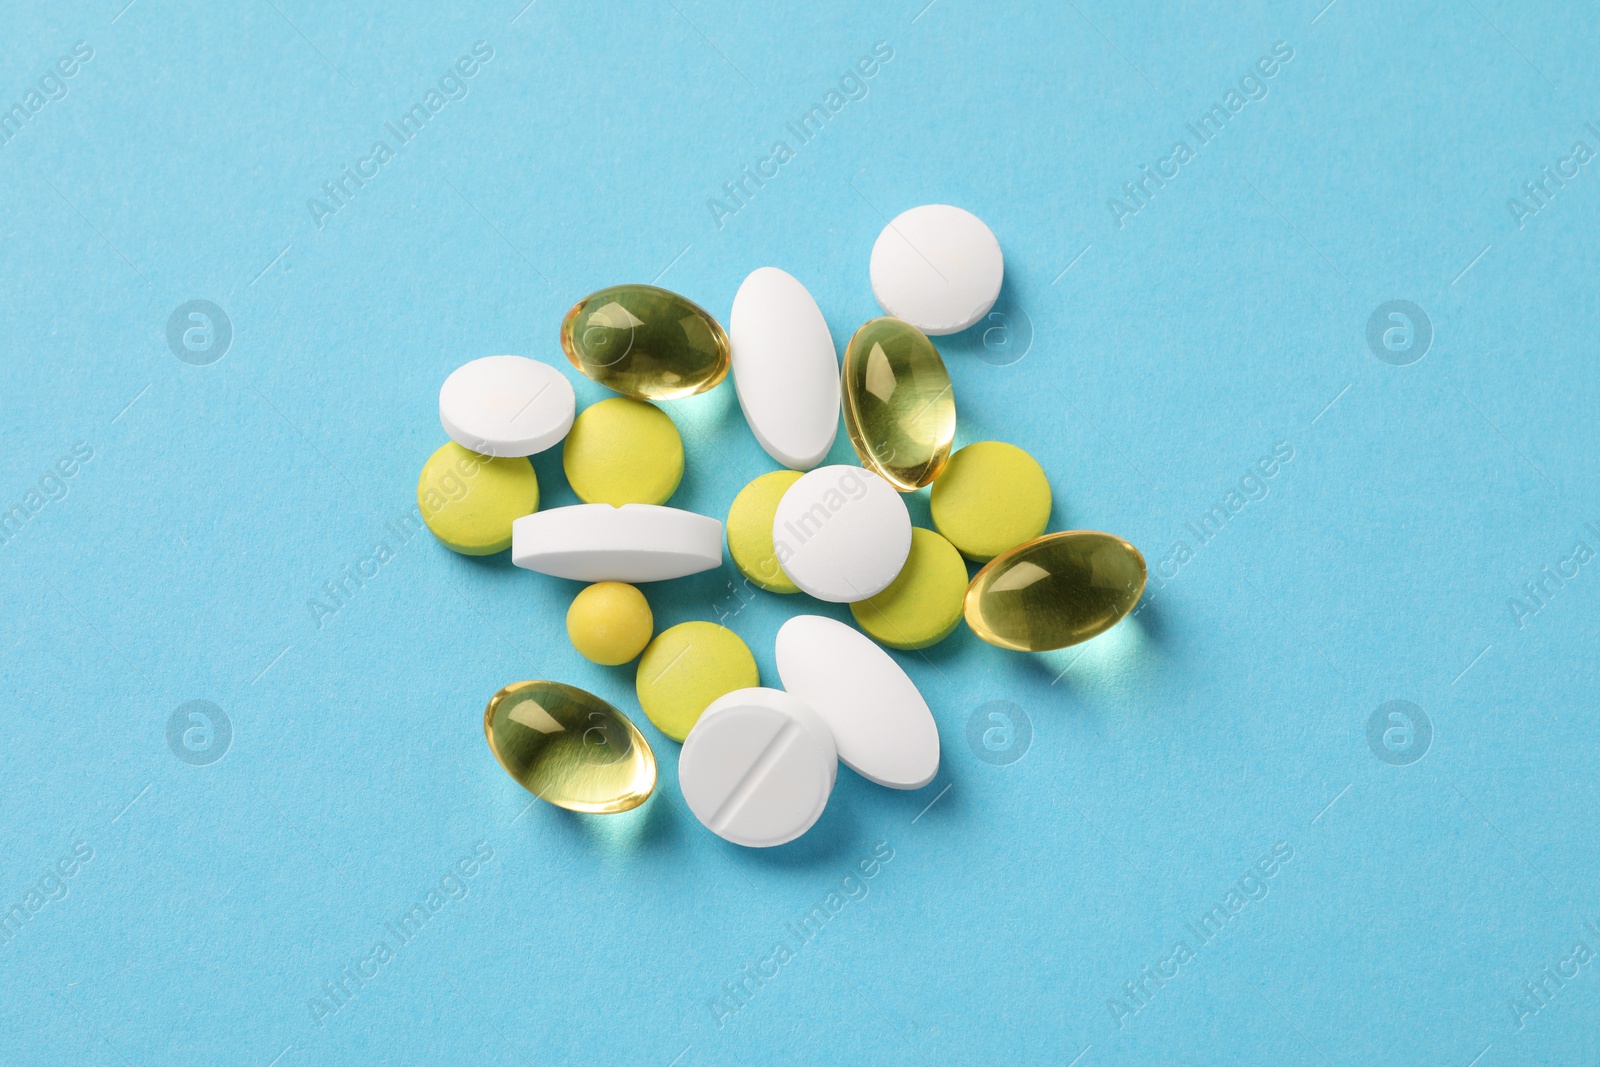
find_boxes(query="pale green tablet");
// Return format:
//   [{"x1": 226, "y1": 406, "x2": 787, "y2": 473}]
[
  {"x1": 726, "y1": 470, "x2": 804, "y2": 593},
  {"x1": 929, "y1": 441, "x2": 1051, "y2": 562},
  {"x1": 635, "y1": 622, "x2": 759, "y2": 741},
  {"x1": 563, "y1": 397, "x2": 684, "y2": 506},
  {"x1": 417, "y1": 441, "x2": 539, "y2": 555},
  {"x1": 849, "y1": 527, "x2": 967, "y2": 649}
]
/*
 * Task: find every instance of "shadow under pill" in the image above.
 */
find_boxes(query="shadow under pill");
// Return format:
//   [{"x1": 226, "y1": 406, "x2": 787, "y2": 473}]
[
  {"x1": 528, "y1": 448, "x2": 578, "y2": 508},
  {"x1": 734, "y1": 791, "x2": 860, "y2": 869},
  {"x1": 545, "y1": 787, "x2": 679, "y2": 855}
]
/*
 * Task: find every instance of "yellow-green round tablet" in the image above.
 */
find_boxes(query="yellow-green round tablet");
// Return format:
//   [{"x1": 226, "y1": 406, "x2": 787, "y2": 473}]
[
  {"x1": 567, "y1": 582, "x2": 654, "y2": 665},
  {"x1": 417, "y1": 441, "x2": 538, "y2": 555},
  {"x1": 726, "y1": 470, "x2": 805, "y2": 593},
  {"x1": 635, "y1": 622, "x2": 758, "y2": 741},
  {"x1": 562, "y1": 397, "x2": 684, "y2": 506},
  {"x1": 850, "y1": 527, "x2": 968, "y2": 649},
  {"x1": 929, "y1": 441, "x2": 1051, "y2": 562}
]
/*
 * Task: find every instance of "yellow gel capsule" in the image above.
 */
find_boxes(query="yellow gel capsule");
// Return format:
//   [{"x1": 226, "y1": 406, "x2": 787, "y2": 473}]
[
  {"x1": 849, "y1": 527, "x2": 968, "y2": 649},
  {"x1": 841, "y1": 317, "x2": 956, "y2": 491},
  {"x1": 417, "y1": 441, "x2": 539, "y2": 555},
  {"x1": 635, "y1": 622, "x2": 759, "y2": 741},
  {"x1": 483, "y1": 680, "x2": 656, "y2": 813},
  {"x1": 566, "y1": 582, "x2": 654, "y2": 665},
  {"x1": 965, "y1": 531, "x2": 1146, "y2": 652},
  {"x1": 726, "y1": 470, "x2": 804, "y2": 593},
  {"x1": 930, "y1": 441, "x2": 1052, "y2": 562},
  {"x1": 560, "y1": 284, "x2": 730, "y2": 400},
  {"x1": 563, "y1": 397, "x2": 684, "y2": 506}
]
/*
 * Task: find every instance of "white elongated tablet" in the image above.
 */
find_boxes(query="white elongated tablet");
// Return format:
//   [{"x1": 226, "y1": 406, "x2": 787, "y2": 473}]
[
  {"x1": 511, "y1": 504, "x2": 722, "y2": 582},
  {"x1": 776, "y1": 615, "x2": 940, "y2": 790},
  {"x1": 772, "y1": 465, "x2": 910, "y2": 602},
  {"x1": 869, "y1": 205, "x2": 1003, "y2": 336},
  {"x1": 680, "y1": 687, "x2": 837, "y2": 847},
  {"x1": 729, "y1": 267, "x2": 840, "y2": 470},
  {"x1": 439, "y1": 355, "x2": 576, "y2": 457}
]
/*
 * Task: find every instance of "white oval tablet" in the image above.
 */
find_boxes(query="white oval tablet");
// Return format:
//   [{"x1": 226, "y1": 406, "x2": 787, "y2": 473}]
[
  {"x1": 511, "y1": 504, "x2": 722, "y2": 582},
  {"x1": 440, "y1": 355, "x2": 576, "y2": 457},
  {"x1": 680, "y1": 687, "x2": 837, "y2": 847},
  {"x1": 869, "y1": 205, "x2": 1003, "y2": 336},
  {"x1": 775, "y1": 615, "x2": 940, "y2": 790},
  {"x1": 772, "y1": 466, "x2": 910, "y2": 602},
  {"x1": 729, "y1": 267, "x2": 840, "y2": 470}
]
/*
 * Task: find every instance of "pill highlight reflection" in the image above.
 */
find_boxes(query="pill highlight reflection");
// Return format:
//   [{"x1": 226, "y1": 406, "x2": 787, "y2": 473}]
[
  {"x1": 841, "y1": 317, "x2": 956, "y2": 490},
  {"x1": 483, "y1": 681, "x2": 656, "y2": 813},
  {"x1": 560, "y1": 284, "x2": 730, "y2": 400},
  {"x1": 964, "y1": 531, "x2": 1146, "y2": 652}
]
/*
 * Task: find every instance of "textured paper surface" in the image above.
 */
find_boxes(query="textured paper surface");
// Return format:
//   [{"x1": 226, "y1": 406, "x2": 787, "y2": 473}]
[{"x1": 2, "y1": 2, "x2": 1598, "y2": 1064}]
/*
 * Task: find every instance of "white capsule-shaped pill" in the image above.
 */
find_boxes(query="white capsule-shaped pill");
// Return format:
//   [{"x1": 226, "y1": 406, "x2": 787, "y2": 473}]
[
  {"x1": 869, "y1": 205, "x2": 1003, "y2": 336},
  {"x1": 772, "y1": 465, "x2": 910, "y2": 602},
  {"x1": 439, "y1": 355, "x2": 576, "y2": 457},
  {"x1": 679, "y1": 687, "x2": 837, "y2": 848},
  {"x1": 729, "y1": 267, "x2": 840, "y2": 470},
  {"x1": 776, "y1": 615, "x2": 940, "y2": 790},
  {"x1": 511, "y1": 503, "x2": 722, "y2": 582}
]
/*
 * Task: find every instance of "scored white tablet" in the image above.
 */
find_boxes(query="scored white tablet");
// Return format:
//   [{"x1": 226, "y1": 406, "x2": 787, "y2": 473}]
[
  {"x1": 679, "y1": 688, "x2": 838, "y2": 848},
  {"x1": 729, "y1": 267, "x2": 840, "y2": 471},
  {"x1": 775, "y1": 614, "x2": 940, "y2": 790},
  {"x1": 511, "y1": 504, "x2": 722, "y2": 582},
  {"x1": 440, "y1": 355, "x2": 576, "y2": 457}
]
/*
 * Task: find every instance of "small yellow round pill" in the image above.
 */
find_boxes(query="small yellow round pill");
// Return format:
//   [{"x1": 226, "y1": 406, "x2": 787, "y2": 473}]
[
  {"x1": 726, "y1": 470, "x2": 805, "y2": 594},
  {"x1": 850, "y1": 527, "x2": 968, "y2": 649},
  {"x1": 929, "y1": 441, "x2": 1052, "y2": 562},
  {"x1": 635, "y1": 622, "x2": 759, "y2": 742},
  {"x1": 566, "y1": 582, "x2": 654, "y2": 665},
  {"x1": 417, "y1": 441, "x2": 539, "y2": 555},
  {"x1": 562, "y1": 397, "x2": 684, "y2": 506}
]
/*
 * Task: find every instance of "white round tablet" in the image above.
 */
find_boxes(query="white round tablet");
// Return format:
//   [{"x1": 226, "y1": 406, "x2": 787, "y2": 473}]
[
  {"x1": 440, "y1": 355, "x2": 576, "y2": 457},
  {"x1": 679, "y1": 688, "x2": 838, "y2": 848},
  {"x1": 729, "y1": 267, "x2": 840, "y2": 470},
  {"x1": 776, "y1": 615, "x2": 940, "y2": 790},
  {"x1": 511, "y1": 503, "x2": 722, "y2": 582},
  {"x1": 771, "y1": 465, "x2": 911, "y2": 602},
  {"x1": 869, "y1": 205, "x2": 1003, "y2": 336}
]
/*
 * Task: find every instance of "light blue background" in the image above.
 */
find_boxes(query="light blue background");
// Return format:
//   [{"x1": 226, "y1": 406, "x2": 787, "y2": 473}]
[{"x1": 2, "y1": 1, "x2": 1598, "y2": 1063}]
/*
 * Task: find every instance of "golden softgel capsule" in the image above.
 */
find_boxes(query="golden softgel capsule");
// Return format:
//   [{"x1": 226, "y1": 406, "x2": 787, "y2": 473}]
[
  {"x1": 483, "y1": 681, "x2": 656, "y2": 813},
  {"x1": 964, "y1": 532, "x2": 1146, "y2": 652},
  {"x1": 841, "y1": 317, "x2": 956, "y2": 490},
  {"x1": 560, "y1": 284, "x2": 730, "y2": 400}
]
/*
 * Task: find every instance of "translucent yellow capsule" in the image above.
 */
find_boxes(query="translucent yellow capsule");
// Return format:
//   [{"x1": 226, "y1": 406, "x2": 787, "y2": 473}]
[
  {"x1": 560, "y1": 284, "x2": 730, "y2": 400},
  {"x1": 964, "y1": 532, "x2": 1147, "y2": 652},
  {"x1": 841, "y1": 317, "x2": 956, "y2": 490},
  {"x1": 483, "y1": 681, "x2": 656, "y2": 813}
]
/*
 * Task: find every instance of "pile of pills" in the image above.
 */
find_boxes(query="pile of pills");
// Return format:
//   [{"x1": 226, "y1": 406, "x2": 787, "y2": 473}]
[{"x1": 422, "y1": 204, "x2": 1148, "y2": 847}]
